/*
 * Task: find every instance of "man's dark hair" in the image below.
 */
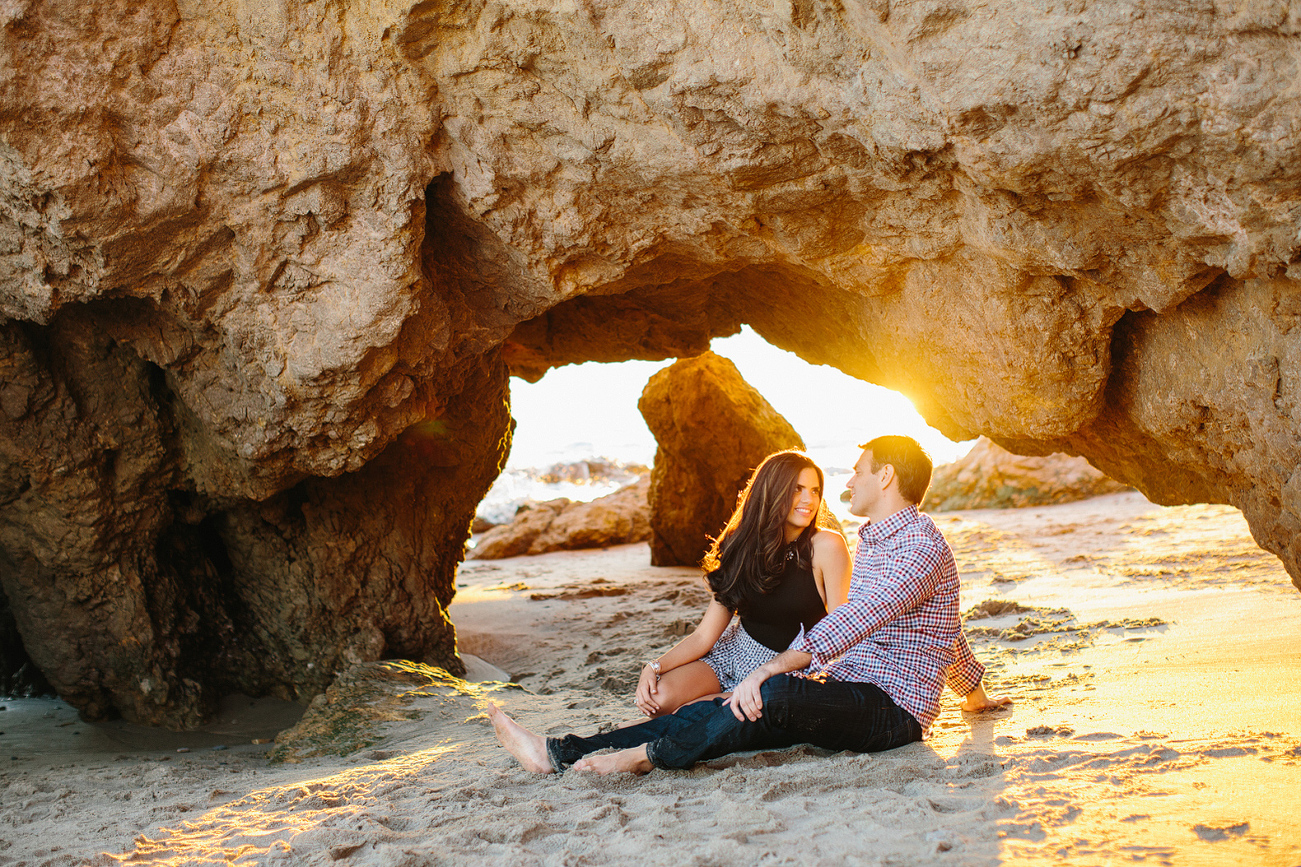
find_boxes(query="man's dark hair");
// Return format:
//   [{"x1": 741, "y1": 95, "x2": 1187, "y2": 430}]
[{"x1": 860, "y1": 435, "x2": 933, "y2": 505}]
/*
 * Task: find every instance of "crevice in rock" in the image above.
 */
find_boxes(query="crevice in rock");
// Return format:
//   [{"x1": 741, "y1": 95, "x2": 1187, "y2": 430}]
[{"x1": 0, "y1": 567, "x2": 54, "y2": 699}]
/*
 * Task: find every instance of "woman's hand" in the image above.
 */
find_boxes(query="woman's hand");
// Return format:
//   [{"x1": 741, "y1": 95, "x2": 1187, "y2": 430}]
[{"x1": 634, "y1": 664, "x2": 661, "y2": 716}]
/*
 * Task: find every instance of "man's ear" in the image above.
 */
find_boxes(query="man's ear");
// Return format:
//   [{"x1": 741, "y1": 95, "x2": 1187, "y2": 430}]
[{"x1": 878, "y1": 463, "x2": 896, "y2": 490}]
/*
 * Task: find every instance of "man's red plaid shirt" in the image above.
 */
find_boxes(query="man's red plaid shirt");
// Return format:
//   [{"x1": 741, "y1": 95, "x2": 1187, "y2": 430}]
[{"x1": 791, "y1": 504, "x2": 984, "y2": 733}]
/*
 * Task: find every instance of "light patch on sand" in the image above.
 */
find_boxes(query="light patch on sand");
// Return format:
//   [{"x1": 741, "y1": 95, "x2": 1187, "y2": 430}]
[{"x1": 92, "y1": 747, "x2": 456, "y2": 866}]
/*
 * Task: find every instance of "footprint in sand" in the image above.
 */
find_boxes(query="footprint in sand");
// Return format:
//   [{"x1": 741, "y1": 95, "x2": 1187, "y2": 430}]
[{"x1": 1191, "y1": 822, "x2": 1249, "y2": 842}]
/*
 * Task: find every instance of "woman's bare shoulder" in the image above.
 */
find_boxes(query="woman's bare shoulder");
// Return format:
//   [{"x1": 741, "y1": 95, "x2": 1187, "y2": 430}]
[{"x1": 811, "y1": 528, "x2": 850, "y2": 552}]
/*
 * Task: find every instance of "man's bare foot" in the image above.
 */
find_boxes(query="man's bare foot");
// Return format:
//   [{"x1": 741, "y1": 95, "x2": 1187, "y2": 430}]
[
  {"x1": 573, "y1": 745, "x2": 653, "y2": 775},
  {"x1": 486, "y1": 702, "x2": 554, "y2": 774}
]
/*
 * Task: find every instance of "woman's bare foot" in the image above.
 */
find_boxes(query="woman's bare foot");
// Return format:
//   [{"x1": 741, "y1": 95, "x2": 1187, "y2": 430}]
[
  {"x1": 573, "y1": 746, "x2": 653, "y2": 775},
  {"x1": 486, "y1": 702, "x2": 554, "y2": 774}
]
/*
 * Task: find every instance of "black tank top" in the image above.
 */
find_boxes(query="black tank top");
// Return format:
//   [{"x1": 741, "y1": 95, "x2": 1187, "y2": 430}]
[{"x1": 737, "y1": 552, "x2": 827, "y2": 653}]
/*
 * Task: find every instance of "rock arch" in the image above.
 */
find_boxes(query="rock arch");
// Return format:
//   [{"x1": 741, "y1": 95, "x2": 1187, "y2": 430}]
[{"x1": 1, "y1": 0, "x2": 1299, "y2": 725}]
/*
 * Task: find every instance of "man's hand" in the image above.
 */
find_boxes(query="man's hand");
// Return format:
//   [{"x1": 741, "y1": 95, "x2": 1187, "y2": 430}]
[
  {"x1": 960, "y1": 684, "x2": 1012, "y2": 713},
  {"x1": 723, "y1": 649, "x2": 813, "y2": 721},
  {"x1": 726, "y1": 666, "x2": 771, "y2": 721}
]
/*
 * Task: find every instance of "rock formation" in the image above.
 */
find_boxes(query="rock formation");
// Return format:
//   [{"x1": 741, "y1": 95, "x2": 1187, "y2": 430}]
[
  {"x1": 925, "y1": 437, "x2": 1130, "y2": 512},
  {"x1": 0, "y1": 324, "x2": 504, "y2": 723},
  {"x1": 639, "y1": 353, "x2": 804, "y2": 565},
  {"x1": 471, "y1": 499, "x2": 573, "y2": 560},
  {"x1": 468, "y1": 476, "x2": 651, "y2": 559},
  {"x1": 3, "y1": 0, "x2": 1301, "y2": 723},
  {"x1": 530, "y1": 476, "x2": 650, "y2": 553}
]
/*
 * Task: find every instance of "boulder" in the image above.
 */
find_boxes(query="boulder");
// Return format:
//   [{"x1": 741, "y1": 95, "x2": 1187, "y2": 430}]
[
  {"x1": 638, "y1": 353, "x2": 804, "y2": 566},
  {"x1": 467, "y1": 498, "x2": 572, "y2": 560},
  {"x1": 532, "y1": 477, "x2": 652, "y2": 554},
  {"x1": 468, "y1": 476, "x2": 651, "y2": 559},
  {"x1": 925, "y1": 438, "x2": 1130, "y2": 512}
]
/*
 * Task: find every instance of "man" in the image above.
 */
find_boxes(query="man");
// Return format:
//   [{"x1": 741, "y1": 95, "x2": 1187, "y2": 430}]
[{"x1": 489, "y1": 435, "x2": 1010, "y2": 775}]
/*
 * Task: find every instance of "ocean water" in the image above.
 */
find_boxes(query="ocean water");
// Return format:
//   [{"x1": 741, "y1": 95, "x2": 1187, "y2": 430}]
[
  {"x1": 477, "y1": 458, "x2": 650, "y2": 525},
  {"x1": 478, "y1": 447, "x2": 905, "y2": 528}
]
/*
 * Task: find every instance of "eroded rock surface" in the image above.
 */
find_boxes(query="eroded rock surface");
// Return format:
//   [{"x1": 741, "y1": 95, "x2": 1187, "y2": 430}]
[
  {"x1": 0, "y1": 329, "x2": 505, "y2": 725},
  {"x1": 2, "y1": 0, "x2": 1301, "y2": 724},
  {"x1": 639, "y1": 353, "x2": 804, "y2": 566},
  {"x1": 470, "y1": 499, "x2": 574, "y2": 561},
  {"x1": 925, "y1": 437, "x2": 1130, "y2": 512}
]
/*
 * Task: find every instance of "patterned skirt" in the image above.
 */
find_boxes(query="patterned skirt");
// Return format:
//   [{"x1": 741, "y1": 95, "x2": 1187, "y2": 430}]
[{"x1": 701, "y1": 619, "x2": 779, "y2": 692}]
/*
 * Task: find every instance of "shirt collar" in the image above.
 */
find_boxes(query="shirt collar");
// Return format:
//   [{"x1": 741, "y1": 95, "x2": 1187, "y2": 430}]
[{"x1": 857, "y1": 504, "x2": 920, "y2": 544}]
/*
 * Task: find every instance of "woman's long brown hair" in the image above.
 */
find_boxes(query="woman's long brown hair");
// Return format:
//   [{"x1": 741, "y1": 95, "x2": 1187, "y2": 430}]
[{"x1": 702, "y1": 450, "x2": 838, "y2": 613}]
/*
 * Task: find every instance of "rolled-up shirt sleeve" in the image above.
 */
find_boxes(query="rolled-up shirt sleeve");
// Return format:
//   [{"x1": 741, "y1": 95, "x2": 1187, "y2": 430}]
[
  {"x1": 944, "y1": 629, "x2": 986, "y2": 696},
  {"x1": 792, "y1": 540, "x2": 944, "y2": 669}
]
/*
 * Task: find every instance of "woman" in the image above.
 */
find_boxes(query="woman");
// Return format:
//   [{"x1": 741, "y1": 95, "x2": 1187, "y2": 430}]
[{"x1": 634, "y1": 450, "x2": 851, "y2": 718}]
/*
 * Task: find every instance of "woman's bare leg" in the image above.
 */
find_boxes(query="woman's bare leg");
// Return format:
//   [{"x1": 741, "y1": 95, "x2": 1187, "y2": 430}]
[
  {"x1": 681, "y1": 691, "x2": 730, "y2": 706},
  {"x1": 620, "y1": 660, "x2": 723, "y2": 726}
]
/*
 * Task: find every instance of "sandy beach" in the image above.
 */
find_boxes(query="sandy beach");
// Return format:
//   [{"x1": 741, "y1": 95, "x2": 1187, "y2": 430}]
[{"x1": 2, "y1": 491, "x2": 1298, "y2": 866}]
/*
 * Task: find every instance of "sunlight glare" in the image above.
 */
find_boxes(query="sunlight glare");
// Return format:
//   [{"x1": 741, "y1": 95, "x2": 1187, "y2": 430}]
[{"x1": 506, "y1": 326, "x2": 971, "y2": 472}]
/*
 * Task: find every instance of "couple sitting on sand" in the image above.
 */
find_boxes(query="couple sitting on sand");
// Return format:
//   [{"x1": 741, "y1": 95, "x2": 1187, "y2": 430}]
[{"x1": 490, "y1": 435, "x2": 1010, "y2": 775}]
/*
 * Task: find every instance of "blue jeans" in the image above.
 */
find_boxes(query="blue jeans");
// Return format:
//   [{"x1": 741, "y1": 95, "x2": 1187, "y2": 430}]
[{"x1": 545, "y1": 675, "x2": 922, "y2": 771}]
